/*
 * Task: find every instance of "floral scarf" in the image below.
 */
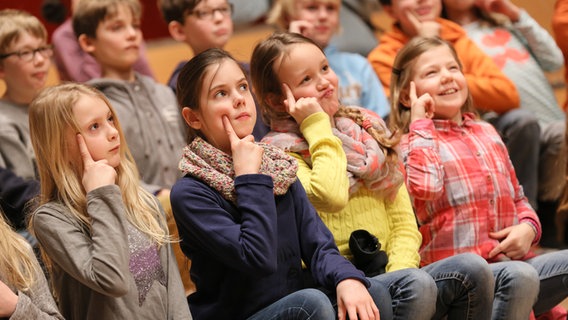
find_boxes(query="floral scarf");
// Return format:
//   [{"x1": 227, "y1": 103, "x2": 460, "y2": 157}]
[
  {"x1": 262, "y1": 107, "x2": 403, "y2": 200},
  {"x1": 179, "y1": 137, "x2": 298, "y2": 204}
]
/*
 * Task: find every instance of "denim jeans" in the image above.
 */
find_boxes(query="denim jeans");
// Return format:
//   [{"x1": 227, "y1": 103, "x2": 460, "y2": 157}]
[
  {"x1": 422, "y1": 253, "x2": 495, "y2": 320},
  {"x1": 247, "y1": 278, "x2": 393, "y2": 320},
  {"x1": 371, "y1": 267, "x2": 437, "y2": 320},
  {"x1": 526, "y1": 249, "x2": 568, "y2": 316},
  {"x1": 490, "y1": 260, "x2": 540, "y2": 319}
]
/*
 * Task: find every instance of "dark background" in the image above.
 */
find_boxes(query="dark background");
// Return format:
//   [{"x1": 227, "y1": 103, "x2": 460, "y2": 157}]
[{"x1": 0, "y1": 0, "x2": 171, "y2": 41}]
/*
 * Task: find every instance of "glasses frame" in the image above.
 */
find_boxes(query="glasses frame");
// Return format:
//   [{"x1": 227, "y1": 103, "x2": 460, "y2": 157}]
[
  {"x1": 0, "y1": 44, "x2": 54, "y2": 62},
  {"x1": 187, "y1": 3, "x2": 234, "y2": 20}
]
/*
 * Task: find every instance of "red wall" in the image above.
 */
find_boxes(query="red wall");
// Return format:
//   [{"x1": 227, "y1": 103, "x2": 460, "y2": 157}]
[{"x1": 0, "y1": 0, "x2": 171, "y2": 41}]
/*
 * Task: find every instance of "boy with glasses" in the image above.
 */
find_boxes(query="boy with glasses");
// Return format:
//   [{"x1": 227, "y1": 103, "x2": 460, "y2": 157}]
[
  {"x1": 0, "y1": 9, "x2": 51, "y2": 181},
  {"x1": 158, "y1": 0, "x2": 270, "y2": 140}
]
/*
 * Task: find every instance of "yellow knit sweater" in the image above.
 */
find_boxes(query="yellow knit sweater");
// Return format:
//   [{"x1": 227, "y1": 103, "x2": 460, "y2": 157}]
[{"x1": 292, "y1": 112, "x2": 422, "y2": 272}]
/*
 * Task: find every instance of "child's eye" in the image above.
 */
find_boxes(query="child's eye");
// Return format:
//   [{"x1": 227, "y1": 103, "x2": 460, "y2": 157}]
[
  {"x1": 239, "y1": 83, "x2": 248, "y2": 91},
  {"x1": 110, "y1": 23, "x2": 124, "y2": 31},
  {"x1": 326, "y1": 4, "x2": 338, "y2": 12},
  {"x1": 425, "y1": 70, "x2": 437, "y2": 77},
  {"x1": 108, "y1": 115, "x2": 115, "y2": 123},
  {"x1": 301, "y1": 76, "x2": 311, "y2": 84},
  {"x1": 214, "y1": 90, "x2": 228, "y2": 98},
  {"x1": 89, "y1": 123, "x2": 100, "y2": 131}
]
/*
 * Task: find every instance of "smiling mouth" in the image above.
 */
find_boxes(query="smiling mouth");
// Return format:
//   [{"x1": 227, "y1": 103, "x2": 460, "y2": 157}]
[{"x1": 439, "y1": 88, "x2": 458, "y2": 95}]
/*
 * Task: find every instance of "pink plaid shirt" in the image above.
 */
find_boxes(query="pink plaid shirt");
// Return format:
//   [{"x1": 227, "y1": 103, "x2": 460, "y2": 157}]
[{"x1": 400, "y1": 114, "x2": 541, "y2": 266}]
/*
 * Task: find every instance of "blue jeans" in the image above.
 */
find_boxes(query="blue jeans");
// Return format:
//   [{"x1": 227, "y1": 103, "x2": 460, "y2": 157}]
[
  {"x1": 526, "y1": 250, "x2": 568, "y2": 316},
  {"x1": 490, "y1": 260, "x2": 540, "y2": 320},
  {"x1": 247, "y1": 279, "x2": 393, "y2": 320},
  {"x1": 421, "y1": 253, "x2": 495, "y2": 320},
  {"x1": 371, "y1": 268, "x2": 437, "y2": 320}
]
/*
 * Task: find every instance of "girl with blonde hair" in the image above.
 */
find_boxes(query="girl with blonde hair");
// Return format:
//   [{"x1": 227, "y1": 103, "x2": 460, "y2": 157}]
[
  {"x1": 0, "y1": 209, "x2": 62, "y2": 319},
  {"x1": 28, "y1": 83, "x2": 191, "y2": 319}
]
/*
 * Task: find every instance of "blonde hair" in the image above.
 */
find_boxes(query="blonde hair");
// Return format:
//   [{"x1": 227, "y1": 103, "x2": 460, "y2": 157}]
[
  {"x1": 73, "y1": 0, "x2": 142, "y2": 39},
  {"x1": 0, "y1": 9, "x2": 47, "y2": 55},
  {"x1": 251, "y1": 32, "x2": 400, "y2": 168},
  {"x1": 28, "y1": 83, "x2": 168, "y2": 269},
  {"x1": 267, "y1": 0, "x2": 341, "y2": 30},
  {"x1": 389, "y1": 37, "x2": 476, "y2": 134},
  {"x1": 0, "y1": 210, "x2": 41, "y2": 293}
]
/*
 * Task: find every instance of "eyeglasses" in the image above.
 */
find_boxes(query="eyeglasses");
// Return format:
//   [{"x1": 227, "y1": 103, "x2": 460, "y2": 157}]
[
  {"x1": 0, "y1": 45, "x2": 54, "y2": 62},
  {"x1": 188, "y1": 3, "x2": 233, "y2": 20}
]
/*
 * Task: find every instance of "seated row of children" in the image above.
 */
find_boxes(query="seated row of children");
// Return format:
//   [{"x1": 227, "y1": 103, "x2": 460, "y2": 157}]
[{"x1": 1, "y1": 0, "x2": 567, "y2": 319}]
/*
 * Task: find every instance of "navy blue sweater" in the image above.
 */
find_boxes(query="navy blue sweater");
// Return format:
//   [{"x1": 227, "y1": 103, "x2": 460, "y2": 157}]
[{"x1": 171, "y1": 174, "x2": 367, "y2": 320}]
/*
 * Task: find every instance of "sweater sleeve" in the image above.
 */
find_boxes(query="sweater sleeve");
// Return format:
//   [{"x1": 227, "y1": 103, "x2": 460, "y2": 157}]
[
  {"x1": 382, "y1": 184, "x2": 422, "y2": 271},
  {"x1": 512, "y1": 10, "x2": 564, "y2": 72},
  {"x1": 32, "y1": 185, "x2": 131, "y2": 297},
  {"x1": 292, "y1": 112, "x2": 350, "y2": 213},
  {"x1": 10, "y1": 259, "x2": 64, "y2": 320},
  {"x1": 0, "y1": 123, "x2": 36, "y2": 180},
  {"x1": 171, "y1": 174, "x2": 280, "y2": 276}
]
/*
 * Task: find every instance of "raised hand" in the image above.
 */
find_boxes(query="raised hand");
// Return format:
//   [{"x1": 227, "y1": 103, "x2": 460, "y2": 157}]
[
  {"x1": 282, "y1": 83, "x2": 324, "y2": 125},
  {"x1": 406, "y1": 10, "x2": 441, "y2": 38},
  {"x1": 289, "y1": 20, "x2": 316, "y2": 39},
  {"x1": 336, "y1": 279, "x2": 381, "y2": 320},
  {"x1": 488, "y1": 223, "x2": 535, "y2": 260},
  {"x1": 408, "y1": 81, "x2": 435, "y2": 123},
  {"x1": 77, "y1": 134, "x2": 117, "y2": 193},
  {"x1": 0, "y1": 280, "x2": 18, "y2": 317},
  {"x1": 475, "y1": 0, "x2": 520, "y2": 21},
  {"x1": 223, "y1": 116, "x2": 263, "y2": 176}
]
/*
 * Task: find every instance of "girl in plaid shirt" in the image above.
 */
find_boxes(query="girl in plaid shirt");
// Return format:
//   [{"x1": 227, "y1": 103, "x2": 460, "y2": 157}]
[{"x1": 390, "y1": 36, "x2": 568, "y2": 319}]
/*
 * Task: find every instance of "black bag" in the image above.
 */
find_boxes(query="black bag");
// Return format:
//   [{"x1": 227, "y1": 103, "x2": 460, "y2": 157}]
[{"x1": 349, "y1": 229, "x2": 388, "y2": 277}]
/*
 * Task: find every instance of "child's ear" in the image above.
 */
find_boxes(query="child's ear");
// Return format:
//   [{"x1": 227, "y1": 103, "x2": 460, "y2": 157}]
[
  {"x1": 181, "y1": 107, "x2": 202, "y2": 130},
  {"x1": 78, "y1": 34, "x2": 96, "y2": 54},
  {"x1": 265, "y1": 93, "x2": 287, "y2": 113},
  {"x1": 168, "y1": 21, "x2": 188, "y2": 43},
  {"x1": 399, "y1": 89, "x2": 412, "y2": 108}
]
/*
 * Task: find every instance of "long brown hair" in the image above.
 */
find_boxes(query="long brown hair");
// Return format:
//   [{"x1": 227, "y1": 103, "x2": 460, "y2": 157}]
[{"x1": 250, "y1": 32, "x2": 400, "y2": 170}]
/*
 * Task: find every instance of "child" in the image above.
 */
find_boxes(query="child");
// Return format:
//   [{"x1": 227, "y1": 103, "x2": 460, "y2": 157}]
[
  {"x1": 267, "y1": 0, "x2": 390, "y2": 118},
  {"x1": 28, "y1": 83, "x2": 192, "y2": 319},
  {"x1": 158, "y1": 0, "x2": 270, "y2": 140},
  {"x1": 52, "y1": 0, "x2": 155, "y2": 82},
  {"x1": 369, "y1": 0, "x2": 543, "y2": 210},
  {"x1": 390, "y1": 36, "x2": 568, "y2": 319},
  {"x1": 73, "y1": 0, "x2": 192, "y2": 294},
  {"x1": 0, "y1": 9, "x2": 52, "y2": 180},
  {"x1": 251, "y1": 31, "x2": 494, "y2": 320},
  {"x1": 441, "y1": 0, "x2": 567, "y2": 246},
  {"x1": 74, "y1": 0, "x2": 185, "y2": 196},
  {"x1": 171, "y1": 47, "x2": 392, "y2": 320},
  {"x1": 0, "y1": 209, "x2": 63, "y2": 320}
]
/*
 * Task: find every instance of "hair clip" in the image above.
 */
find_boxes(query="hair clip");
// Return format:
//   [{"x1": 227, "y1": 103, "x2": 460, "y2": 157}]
[
  {"x1": 392, "y1": 68, "x2": 402, "y2": 76},
  {"x1": 362, "y1": 119, "x2": 372, "y2": 130}
]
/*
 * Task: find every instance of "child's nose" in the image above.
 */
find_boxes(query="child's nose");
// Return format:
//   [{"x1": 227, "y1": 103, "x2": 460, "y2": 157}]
[{"x1": 317, "y1": 76, "x2": 330, "y2": 90}]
